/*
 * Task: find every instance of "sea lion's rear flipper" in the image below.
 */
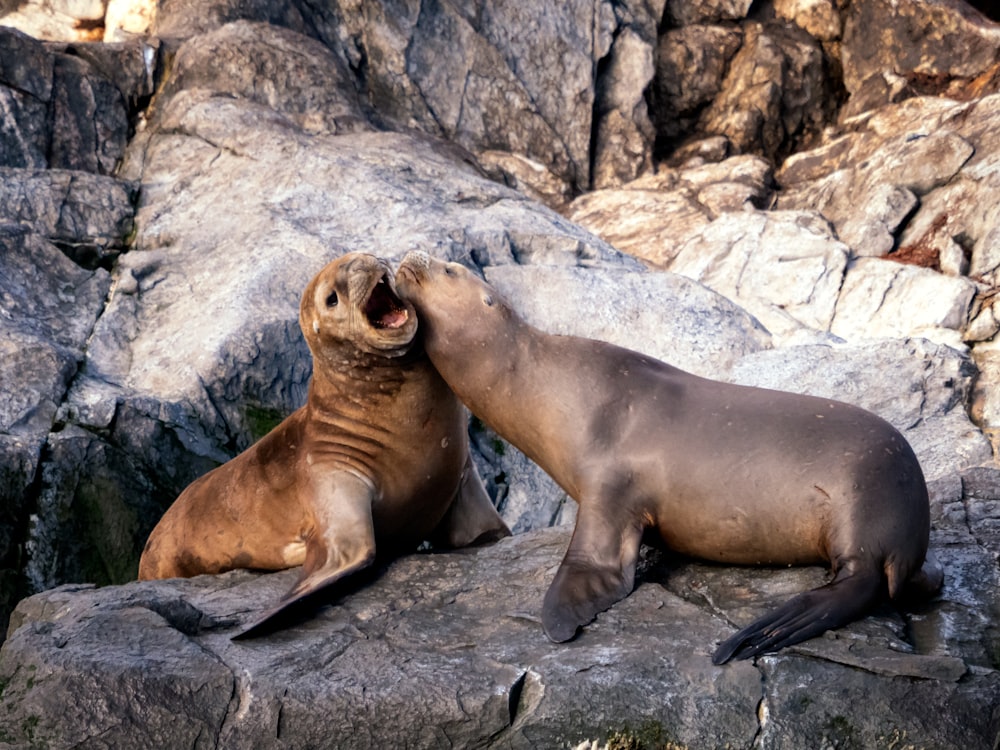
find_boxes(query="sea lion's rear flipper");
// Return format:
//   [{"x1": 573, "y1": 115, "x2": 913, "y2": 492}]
[
  {"x1": 541, "y1": 505, "x2": 644, "y2": 643},
  {"x1": 234, "y1": 472, "x2": 377, "y2": 639},
  {"x1": 429, "y1": 453, "x2": 511, "y2": 548},
  {"x1": 712, "y1": 569, "x2": 883, "y2": 664}
]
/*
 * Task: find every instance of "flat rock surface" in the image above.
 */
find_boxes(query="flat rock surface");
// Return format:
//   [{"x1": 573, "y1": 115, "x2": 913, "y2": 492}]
[{"x1": 2, "y1": 466, "x2": 999, "y2": 749}]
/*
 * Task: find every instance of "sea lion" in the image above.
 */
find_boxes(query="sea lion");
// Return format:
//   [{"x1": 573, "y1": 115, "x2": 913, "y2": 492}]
[
  {"x1": 139, "y1": 252, "x2": 510, "y2": 635},
  {"x1": 394, "y1": 251, "x2": 942, "y2": 664}
]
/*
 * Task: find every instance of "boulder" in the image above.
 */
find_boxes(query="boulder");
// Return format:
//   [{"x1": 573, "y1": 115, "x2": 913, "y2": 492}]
[
  {"x1": 1, "y1": 466, "x2": 998, "y2": 748},
  {"x1": 0, "y1": 224, "x2": 111, "y2": 633},
  {"x1": 840, "y1": 0, "x2": 1000, "y2": 115}
]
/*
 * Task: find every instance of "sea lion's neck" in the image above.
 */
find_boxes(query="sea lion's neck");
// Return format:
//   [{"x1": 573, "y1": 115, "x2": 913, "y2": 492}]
[{"x1": 439, "y1": 317, "x2": 568, "y2": 471}]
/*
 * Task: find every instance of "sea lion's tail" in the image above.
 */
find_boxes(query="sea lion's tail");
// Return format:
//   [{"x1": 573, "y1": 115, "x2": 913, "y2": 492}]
[{"x1": 711, "y1": 570, "x2": 883, "y2": 665}]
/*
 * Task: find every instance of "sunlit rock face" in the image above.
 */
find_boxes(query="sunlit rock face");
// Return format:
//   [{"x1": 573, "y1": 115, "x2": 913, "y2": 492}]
[{"x1": 1, "y1": 0, "x2": 1000, "y2": 746}]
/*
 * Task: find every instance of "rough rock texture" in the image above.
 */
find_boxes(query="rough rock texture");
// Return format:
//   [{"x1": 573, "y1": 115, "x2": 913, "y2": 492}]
[
  {"x1": 2, "y1": 465, "x2": 999, "y2": 748},
  {"x1": 2, "y1": 0, "x2": 1000, "y2": 747}
]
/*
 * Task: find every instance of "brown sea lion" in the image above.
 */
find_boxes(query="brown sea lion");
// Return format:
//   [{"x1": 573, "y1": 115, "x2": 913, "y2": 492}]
[
  {"x1": 138, "y1": 252, "x2": 510, "y2": 635},
  {"x1": 394, "y1": 251, "x2": 942, "y2": 664}
]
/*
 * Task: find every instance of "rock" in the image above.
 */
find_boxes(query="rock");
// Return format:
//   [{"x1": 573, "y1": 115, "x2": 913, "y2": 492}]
[
  {"x1": 774, "y1": 0, "x2": 841, "y2": 41},
  {"x1": 830, "y1": 257, "x2": 977, "y2": 347},
  {"x1": 0, "y1": 223, "x2": 111, "y2": 633},
  {"x1": 840, "y1": 0, "x2": 1000, "y2": 116},
  {"x1": 294, "y1": 0, "x2": 617, "y2": 195},
  {"x1": 591, "y1": 27, "x2": 657, "y2": 189},
  {"x1": 650, "y1": 24, "x2": 744, "y2": 149},
  {"x1": 0, "y1": 0, "x2": 106, "y2": 42},
  {"x1": 2, "y1": 464, "x2": 999, "y2": 748},
  {"x1": 567, "y1": 154, "x2": 773, "y2": 267},
  {"x1": 159, "y1": 20, "x2": 371, "y2": 136},
  {"x1": 667, "y1": 210, "x2": 850, "y2": 342},
  {"x1": 0, "y1": 167, "x2": 136, "y2": 268},
  {"x1": 0, "y1": 27, "x2": 54, "y2": 169},
  {"x1": 0, "y1": 27, "x2": 146, "y2": 175},
  {"x1": 664, "y1": 0, "x2": 752, "y2": 26},
  {"x1": 699, "y1": 21, "x2": 833, "y2": 162}
]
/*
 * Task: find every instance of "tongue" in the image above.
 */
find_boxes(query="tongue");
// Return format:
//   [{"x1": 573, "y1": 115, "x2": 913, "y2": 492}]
[{"x1": 365, "y1": 282, "x2": 408, "y2": 329}]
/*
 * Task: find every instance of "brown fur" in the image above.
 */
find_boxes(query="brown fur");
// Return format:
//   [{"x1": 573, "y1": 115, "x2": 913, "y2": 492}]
[{"x1": 139, "y1": 253, "x2": 509, "y2": 634}]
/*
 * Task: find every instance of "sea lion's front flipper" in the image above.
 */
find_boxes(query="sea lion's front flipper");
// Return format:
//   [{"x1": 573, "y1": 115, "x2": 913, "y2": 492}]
[
  {"x1": 712, "y1": 568, "x2": 883, "y2": 664},
  {"x1": 234, "y1": 471, "x2": 376, "y2": 639},
  {"x1": 541, "y1": 504, "x2": 644, "y2": 643},
  {"x1": 429, "y1": 453, "x2": 511, "y2": 548}
]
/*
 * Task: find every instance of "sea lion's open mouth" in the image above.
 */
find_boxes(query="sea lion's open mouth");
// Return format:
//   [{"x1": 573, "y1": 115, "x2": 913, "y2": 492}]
[{"x1": 364, "y1": 274, "x2": 410, "y2": 330}]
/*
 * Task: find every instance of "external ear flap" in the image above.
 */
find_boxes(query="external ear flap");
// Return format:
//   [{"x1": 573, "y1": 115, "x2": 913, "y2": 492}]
[{"x1": 313, "y1": 319, "x2": 320, "y2": 334}]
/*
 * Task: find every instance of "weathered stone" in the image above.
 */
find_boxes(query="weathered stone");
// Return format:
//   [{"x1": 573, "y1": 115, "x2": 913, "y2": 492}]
[
  {"x1": 2, "y1": 474, "x2": 999, "y2": 749},
  {"x1": 699, "y1": 21, "x2": 833, "y2": 162},
  {"x1": 297, "y1": 0, "x2": 615, "y2": 192},
  {"x1": 729, "y1": 339, "x2": 993, "y2": 481},
  {"x1": 568, "y1": 154, "x2": 772, "y2": 267},
  {"x1": 830, "y1": 257, "x2": 977, "y2": 347},
  {"x1": 103, "y1": 0, "x2": 157, "y2": 41},
  {"x1": 667, "y1": 210, "x2": 850, "y2": 342},
  {"x1": 0, "y1": 0, "x2": 106, "y2": 42},
  {"x1": 0, "y1": 25, "x2": 53, "y2": 100},
  {"x1": 0, "y1": 223, "x2": 111, "y2": 635},
  {"x1": 0, "y1": 167, "x2": 136, "y2": 267},
  {"x1": 650, "y1": 24, "x2": 743, "y2": 147},
  {"x1": 774, "y1": 0, "x2": 841, "y2": 41},
  {"x1": 160, "y1": 20, "x2": 371, "y2": 135},
  {"x1": 151, "y1": 0, "x2": 308, "y2": 40},
  {"x1": 48, "y1": 52, "x2": 129, "y2": 174},
  {"x1": 778, "y1": 110, "x2": 978, "y2": 261},
  {"x1": 664, "y1": 0, "x2": 752, "y2": 26},
  {"x1": 0, "y1": 28, "x2": 53, "y2": 169},
  {"x1": 50, "y1": 38, "x2": 157, "y2": 106},
  {"x1": 841, "y1": 0, "x2": 1000, "y2": 114},
  {"x1": 591, "y1": 27, "x2": 656, "y2": 188}
]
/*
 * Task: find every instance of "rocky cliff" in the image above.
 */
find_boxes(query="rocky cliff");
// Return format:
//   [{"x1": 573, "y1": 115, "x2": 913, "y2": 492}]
[{"x1": 1, "y1": 0, "x2": 1000, "y2": 747}]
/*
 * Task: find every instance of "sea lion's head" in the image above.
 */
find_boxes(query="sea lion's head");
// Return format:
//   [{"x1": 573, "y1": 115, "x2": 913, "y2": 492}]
[
  {"x1": 395, "y1": 251, "x2": 512, "y2": 350},
  {"x1": 301, "y1": 253, "x2": 417, "y2": 359}
]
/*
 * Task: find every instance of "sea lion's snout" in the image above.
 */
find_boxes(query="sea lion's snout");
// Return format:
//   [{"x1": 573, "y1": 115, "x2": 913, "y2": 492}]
[{"x1": 397, "y1": 251, "x2": 431, "y2": 286}]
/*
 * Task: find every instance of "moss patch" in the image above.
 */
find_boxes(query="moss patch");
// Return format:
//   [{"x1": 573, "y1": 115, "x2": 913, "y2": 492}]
[{"x1": 244, "y1": 404, "x2": 287, "y2": 443}]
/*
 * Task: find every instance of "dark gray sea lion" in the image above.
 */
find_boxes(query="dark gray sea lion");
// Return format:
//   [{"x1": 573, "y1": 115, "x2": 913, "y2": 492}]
[
  {"x1": 394, "y1": 251, "x2": 941, "y2": 663},
  {"x1": 139, "y1": 252, "x2": 509, "y2": 634}
]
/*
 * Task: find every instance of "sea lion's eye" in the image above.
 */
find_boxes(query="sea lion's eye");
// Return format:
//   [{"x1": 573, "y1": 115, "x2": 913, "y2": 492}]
[{"x1": 326, "y1": 291, "x2": 339, "y2": 307}]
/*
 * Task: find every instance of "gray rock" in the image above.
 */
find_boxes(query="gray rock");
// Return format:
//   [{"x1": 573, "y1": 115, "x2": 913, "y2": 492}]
[
  {"x1": 668, "y1": 210, "x2": 850, "y2": 342},
  {"x1": 0, "y1": 27, "x2": 54, "y2": 169},
  {"x1": 0, "y1": 167, "x2": 136, "y2": 268},
  {"x1": 160, "y1": 20, "x2": 371, "y2": 135},
  {"x1": 830, "y1": 258, "x2": 977, "y2": 348},
  {"x1": 2, "y1": 464, "x2": 999, "y2": 748},
  {"x1": 0, "y1": 223, "x2": 111, "y2": 633},
  {"x1": 298, "y1": 0, "x2": 616, "y2": 192}
]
